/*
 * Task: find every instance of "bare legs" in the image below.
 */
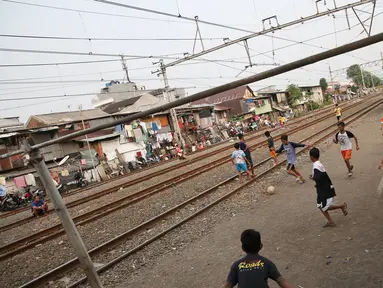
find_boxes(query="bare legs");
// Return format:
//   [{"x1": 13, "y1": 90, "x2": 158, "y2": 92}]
[{"x1": 319, "y1": 203, "x2": 348, "y2": 227}]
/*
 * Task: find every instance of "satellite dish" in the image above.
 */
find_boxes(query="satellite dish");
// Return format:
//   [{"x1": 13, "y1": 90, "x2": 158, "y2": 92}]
[{"x1": 58, "y1": 155, "x2": 70, "y2": 166}]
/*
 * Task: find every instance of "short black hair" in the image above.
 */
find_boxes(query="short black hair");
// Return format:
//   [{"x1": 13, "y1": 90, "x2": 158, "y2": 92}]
[
  {"x1": 309, "y1": 147, "x2": 320, "y2": 160},
  {"x1": 264, "y1": 131, "x2": 270, "y2": 137},
  {"x1": 238, "y1": 134, "x2": 244, "y2": 140},
  {"x1": 337, "y1": 121, "x2": 345, "y2": 127},
  {"x1": 281, "y1": 134, "x2": 288, "y2": 141},
  {"x1": 335, "y1": 103, "x2": 338, "y2": 106},
  {"x1": 234, "y1": 142, "x2": 240, "y2": 149},
  {"x1": 241, "y1": 229, "x2": 262, "y2": 254}
]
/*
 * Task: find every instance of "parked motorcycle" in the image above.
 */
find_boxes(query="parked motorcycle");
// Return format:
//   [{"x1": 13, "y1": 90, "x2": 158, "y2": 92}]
[{"x1": 0, "y1": 191, "x2": 27, "y2": 212}]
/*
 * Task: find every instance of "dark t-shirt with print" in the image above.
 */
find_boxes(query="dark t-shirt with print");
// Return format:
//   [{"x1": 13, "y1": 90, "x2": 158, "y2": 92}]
[
  {"x1": 227, "y1": 253, "x2": 281, "y2": 288},
  {"x1": 239, "y1": 141, "x2": 252, "y2": 161}
]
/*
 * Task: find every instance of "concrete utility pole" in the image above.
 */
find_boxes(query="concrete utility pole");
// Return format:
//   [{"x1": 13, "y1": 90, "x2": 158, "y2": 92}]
[
  {"x1": 156, "y1": 60, "x2": 186, "y2": 148},
  {"x1": 360, "y1": 65, "x2": 366, "y2": 89},
  {"x1": 381, "y1": 52, "x2": 383, "y2": 69},
  {"x1": 329, "y1": 66, "x2": 334, "y2": 82},
  {"x1": 370, "y1": 73, "x2": 375, "y2": 90},
  {"x1": 24, "y1": 139, "x2": 103, "y2": 288},
  {"x1": 120, "y1": 54, "x2": 131, "y2": 82}
]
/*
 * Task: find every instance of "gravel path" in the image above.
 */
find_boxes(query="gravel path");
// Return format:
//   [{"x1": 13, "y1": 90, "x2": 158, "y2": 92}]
[{"x1": 0, "y1": 96, "x2": 376, "y2": 287}]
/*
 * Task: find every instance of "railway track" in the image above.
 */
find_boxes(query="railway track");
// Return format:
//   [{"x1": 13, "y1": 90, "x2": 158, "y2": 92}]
[
  {"x1": 0, "y1": 98, "x2": 371, "y2": 260},
  {"x1": 0, "y1": 100, "x2": 346, "y2": 221},
  {"x1": 17, "y1": 97, "x2": 382, "y2": 288}
]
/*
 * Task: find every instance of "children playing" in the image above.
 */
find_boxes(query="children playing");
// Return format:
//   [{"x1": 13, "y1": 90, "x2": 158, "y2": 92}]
[
  {"x1": 223, "y1": 229, "x2": 294, "y2": 288},
  {"x1": 265, "y1": 131, "x2": 278, "y2": 166},
  {"x1": 276, "y1": 134, "x2": 311, "y2": 183},
  {"x1": 333, "y1": 121, "x2": 359, "y2": 177},
  {"x1": 238, "y1": 134, "x2": 255, "y2": 176},
  {"x1": 334, "y1": 103, "x2": 342, "y2": 122},
  {"x1": 231, "y1": 143, "x2": 252, "y2": 184},
  {"x1": 309, "y1": 147, "x2": 348, "y2": 227}
]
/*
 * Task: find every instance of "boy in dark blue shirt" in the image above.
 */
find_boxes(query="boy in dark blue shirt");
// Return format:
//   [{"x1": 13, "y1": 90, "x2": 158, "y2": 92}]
[
  {"x1": 31, "y1": 195, "x2": 48, "y2": 217},
  {"x1": 238, "y1": 134, "x2": 254, "y2": 176},
  {"x1": 223, "y1": 229, "x2": 294, "y2": 288}
]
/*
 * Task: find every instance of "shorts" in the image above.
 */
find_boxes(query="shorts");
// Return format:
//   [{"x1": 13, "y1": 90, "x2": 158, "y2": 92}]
[
  {"x1": 317, "y1": 197, "x2": 334, "y2": 212},
  {"x1": 269, "y1": 149, "x2": 276, "y2": 158},
  {"x1": 286, "y1": 163, "x2": 295, "y2": 171},
  {"x1": 341, "y1": 149, "x2": 352, "y2": 160},
  {"x1": 245, "y1": 155, "x2": 253, "y2": 165},
  {"x1": 336, "y1": 115, "x2": 341, "y2": 121},
  {"x1": 236, "y1": 163, "x2": 248, "y2": 172}
]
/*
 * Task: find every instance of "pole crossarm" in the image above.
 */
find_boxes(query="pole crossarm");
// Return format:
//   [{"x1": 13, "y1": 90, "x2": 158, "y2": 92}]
[
  {"x1": 2, "y1": 31, "x2": 383, "y2": 160},
  {"x1": 159, "y1": 0, "x2": 373, "y2": 69}
]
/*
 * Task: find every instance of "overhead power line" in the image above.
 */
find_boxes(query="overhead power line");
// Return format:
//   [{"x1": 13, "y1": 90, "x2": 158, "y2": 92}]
[
  {"x1": 1, "y1": 0, "x2": 192, "y2": 24},
  {"x1": 0, "y1": 34, "x2": 225, "y2": 42},
  {"x1": 0, "y1": 59, "x2": 121, "y2": 67}
]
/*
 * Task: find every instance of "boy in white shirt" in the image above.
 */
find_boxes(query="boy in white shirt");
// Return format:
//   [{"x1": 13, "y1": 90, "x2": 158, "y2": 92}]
[{"x1": 333, "y1": 122, "x2": 359, "y2": 177}]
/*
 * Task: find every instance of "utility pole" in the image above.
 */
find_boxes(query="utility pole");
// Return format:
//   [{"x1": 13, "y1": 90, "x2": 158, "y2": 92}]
[
  {"x1": 24, "y1": 139, "x2": 103, "y2": 288},
  {"x1": 381, "y1": 52, "x2": 383, "y2": 69},
  {"x1": 120, "y1": 54, "x2": 131, "y2": 82},
  {"x1": 155, "y1": 60, "x2": 186, "y2": 148},
  {"x1": 370, "y1": 73, "x2": 375, "y2": 90},
  {"x1": 328, "y1": 66, "x2": 334, "y2": 82},
  {"x1": 360, "y1": 64, "x2": 366, "y2": 89}
]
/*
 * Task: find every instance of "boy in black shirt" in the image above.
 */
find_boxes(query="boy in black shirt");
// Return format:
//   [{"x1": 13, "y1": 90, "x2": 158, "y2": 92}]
[
  {"x1": 265, "y1": 131, "x2": 278, "y2": 166},
  {"x1": 223, "y1": 229, "x2": 293, "y2": 288},
  {"x1": 238, "y1": 134, "x2": 254, "y2": 176},
  {"x1": 309, "y1": 147, "x2": 348, "y2": 227}
]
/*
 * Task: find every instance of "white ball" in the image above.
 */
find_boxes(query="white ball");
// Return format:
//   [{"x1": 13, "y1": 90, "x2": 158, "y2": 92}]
[{"x1": 266, "y1": 186, "x2": 275, "y2": 195}]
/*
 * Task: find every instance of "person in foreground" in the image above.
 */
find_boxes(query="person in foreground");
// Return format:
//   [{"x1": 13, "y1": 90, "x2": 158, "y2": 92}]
[
  {"x1": 31, "y1": 194, "x2": 48, "y2": 217},
  {"x1": 276, "y1": 134, "x2": 311, "y2": 183},
  {"x1": 223, "y1": 229, "x2": 294, "y2": 288},
  {"x1": 333, "y1": 121, "x2": 359, "y2": 177},
  {"x1": 309, "y1": 147, "x2": 348, "y2": 227},
  {"x1": 231, "y1": 143, "x2": 252, "y2": 184}
]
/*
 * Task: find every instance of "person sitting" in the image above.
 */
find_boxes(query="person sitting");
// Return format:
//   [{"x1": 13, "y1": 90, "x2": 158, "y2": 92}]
[{"x1": 31, "y1": 195, "x2": 48, "y2": 217}]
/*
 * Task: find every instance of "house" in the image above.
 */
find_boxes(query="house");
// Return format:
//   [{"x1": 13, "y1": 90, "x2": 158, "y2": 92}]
[
  {"x1": 25, "y1": 109, "x2": 114, "y2": 161},
  {"x1": 299, "y1": 85, "x2": 324, "y2": 103},
  {"x1": 192, "y1": 85, "x2": 256, "y2": 116}
]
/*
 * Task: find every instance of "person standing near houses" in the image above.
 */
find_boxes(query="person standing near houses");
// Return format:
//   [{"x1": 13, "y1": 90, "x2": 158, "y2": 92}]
[
  {"x1": 334, "y1": 103, "x2": 342, "y2": 122},
  {"x1": 231, "y1": 143, "x2": 252, "y2": 184}
]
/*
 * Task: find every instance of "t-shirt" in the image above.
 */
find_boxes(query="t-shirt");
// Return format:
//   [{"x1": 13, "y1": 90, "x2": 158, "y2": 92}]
[
  {"x1": 312, "y1": 161, "x2": 336, "y2": 205},
  {"x1": 31, "y1": 200, "x2": 45, "y2": 209},
  {"x1": 335, "y1": 107, "x2": 342, "y2": 116},
  {"x1": 267, "y1": 136, "x2": 274, "y2": 150},
  {"x1": 380, "y1": 116, "x2": 383, "y2": 124},
  {"x1": 239, "y1": 141, "x2": 251, "y2": 159},
  {"x1": 232, "y1": 150, "x2": 246, "y2": 164},
  {"x1": 227, "y1": 253, "x2": 281, "y2": 288},
  {"x1": 276, "y1": 142, "x2": 305, "y2": 164},
  {"x1": 335, "y1": 130, "x2": 354, "y2": 151}
]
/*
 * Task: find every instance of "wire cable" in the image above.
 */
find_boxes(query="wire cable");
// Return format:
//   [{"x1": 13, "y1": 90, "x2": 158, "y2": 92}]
[{"x1": 0, "y1": 59, "x2": 121, "y2": 67}]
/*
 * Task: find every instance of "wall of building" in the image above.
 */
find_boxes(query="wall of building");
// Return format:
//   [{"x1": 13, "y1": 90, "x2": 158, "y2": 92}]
[
  {"x1": 254, "y1": 98, "x2": 273, "y2": 115},
  {"x1": 301, "y1": 87, "x2": 324, "y2": 103},
  {"x1": 100, "y1": 138, "x2": 146, "y2": 162}
]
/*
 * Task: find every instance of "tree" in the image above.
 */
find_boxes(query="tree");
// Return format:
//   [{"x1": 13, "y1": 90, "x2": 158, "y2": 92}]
[
  {"x1": 319, "y1": 78, "x2": 328, "y2": 93},
  {"x1": 346, "y1": 64, "x2": 382, "y2": 88},
  {"x1": 286, "y1": 84, "x2": 302, "y2": 107}
]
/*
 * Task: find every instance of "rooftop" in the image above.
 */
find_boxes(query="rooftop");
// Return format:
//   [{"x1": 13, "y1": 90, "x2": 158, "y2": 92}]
[
  {"x1": 0, "y1": 118, "x2": 24, "y2": 130},
  {"x1": 26, "y1": 109, "x2": 111, "y2": 126}
]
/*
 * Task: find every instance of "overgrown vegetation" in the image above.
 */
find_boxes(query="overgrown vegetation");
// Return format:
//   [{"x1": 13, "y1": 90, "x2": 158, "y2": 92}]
[
  {"x1": 347, "y1": 64, "x2": 382, "y2": 87},
  {"x1": 286, "y1": 84, "x2": 303, "y2": 107}
]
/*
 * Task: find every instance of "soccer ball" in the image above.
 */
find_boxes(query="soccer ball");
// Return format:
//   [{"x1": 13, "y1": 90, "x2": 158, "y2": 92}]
[{"x1": 266, "y1": 186, "x2": 275, "y2": 195}]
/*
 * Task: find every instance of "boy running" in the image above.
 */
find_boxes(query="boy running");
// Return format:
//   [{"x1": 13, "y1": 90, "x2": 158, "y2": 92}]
[
  {"x1": 334, "y1": 103, "x2": 342, "y2": 122},
  {"x1": 309, "y1": 147, "x2": 348, "y2": 227},
  {"x1": 333, "y1": 121, "x2": 359, "y2": 177},
  {"x1": 276, "y1": 134, "x2": 311, "y2": 183},
  {"x1": 223, "y1": 229, "x2": 294, "y2": 288},
  {"x1": 231, "y1": 143, "x2": 252, "y2": 184},
  {"x1": 265, "y1": 131, "x2": 278, "y2": 166},
  {"x1": 238, "y1": 134, "x2": 254, "y2": 176}
]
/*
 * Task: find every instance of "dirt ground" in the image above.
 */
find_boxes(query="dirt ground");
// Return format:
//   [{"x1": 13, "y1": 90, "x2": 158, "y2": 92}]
[{"x1": 118, "y1": 105, "x2": 383, "y2": 288}]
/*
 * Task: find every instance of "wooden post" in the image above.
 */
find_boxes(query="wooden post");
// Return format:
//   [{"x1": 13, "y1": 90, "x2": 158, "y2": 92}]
[{"x1": 25, "y1": 139, "x2": 103, "y2": 288}]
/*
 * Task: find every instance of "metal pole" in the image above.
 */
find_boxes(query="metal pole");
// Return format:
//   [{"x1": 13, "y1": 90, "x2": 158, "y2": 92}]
[
  {"x1": 329, "y1": 66, "x2": 334, "y2": 82},
  {"x1": 381, "y1": 52, "x2": 383, "y2": 69},
  {"x1": 120, "y1": 55, "x2": 131, "y2": 82},
  {"x1": 80, "y1": 107, "x2": 97, "y2": 182},
  {"x1": 360, "y1": 65, "x2": 366, "y2": 89},
  {"x1": 370, "y1": 73, "x2": 375, "y2": 89},
  {"x1": 24, "y1": 139, "x2": 103, "y2": 288},
  {"x1": 2, "y1": 31, "x2": 383, "y2": 160}
]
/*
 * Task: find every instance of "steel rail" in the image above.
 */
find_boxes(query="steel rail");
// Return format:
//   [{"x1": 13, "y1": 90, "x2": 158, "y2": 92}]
[
  {"x1": 0, "y1": 99, "x2": 361, "y2": 239},
  {"x1": 19, "y1": 98, "x2": 383, "y2": 288},
  {"x1": 2, "y1": 31, "x2": 383, "y2": 160},
  {"x1": 0, "y1": 99, "x2": 369, "y2": 256},
  {"x1": 0, "y1": 101, "x2": 340, "y2": 220}
]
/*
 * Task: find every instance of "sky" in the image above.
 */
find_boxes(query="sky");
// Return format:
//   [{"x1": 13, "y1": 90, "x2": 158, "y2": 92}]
[{"x1": 0, "y1": 0, "x2": 383, "y2": 122}]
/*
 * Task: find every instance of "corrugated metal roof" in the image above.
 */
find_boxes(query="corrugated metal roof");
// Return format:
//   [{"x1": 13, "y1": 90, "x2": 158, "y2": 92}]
[
  {"x1": 0, "y1": 132, "x2": 18, "y2": 139},
  {"x1": 73, "y1": 132, "x2": 120, "y2": 142},
  {"x1": 192, "y1": 86, "x2": 251, "y2": 105},
  {"x1": 117, "y1": 93, "x2": 169, "y2": 114},
  {"x1": 0, "y1": 118, "x2": 24, "y2": 129},
  {"x1": 27, "y1": 109, "x2": 111, "y2": 125}
]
